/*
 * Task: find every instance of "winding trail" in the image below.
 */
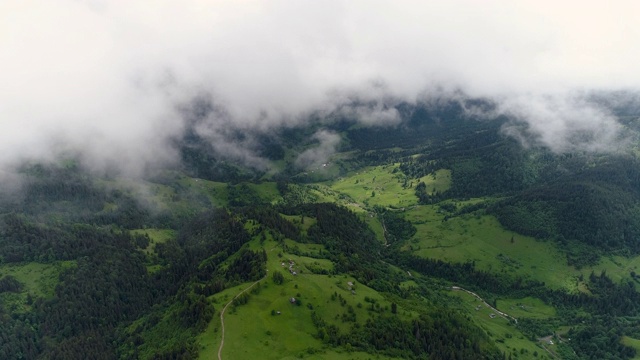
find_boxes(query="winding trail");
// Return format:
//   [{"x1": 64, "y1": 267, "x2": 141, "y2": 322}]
[
  {"x1": 451, "y1": 286, "x2": 518, "y2": 324},
  {"x1": 217, "y1": 275, "x2": 266, "y2": 360}
]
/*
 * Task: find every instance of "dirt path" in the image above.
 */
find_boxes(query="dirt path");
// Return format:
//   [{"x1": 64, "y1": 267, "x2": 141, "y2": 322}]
[
  {"x1": 217, "y1": 275, "x2": 266, "y2": 360},
  {"x1": 451, "y1": 286, "x2": 518, "y2": 324}
]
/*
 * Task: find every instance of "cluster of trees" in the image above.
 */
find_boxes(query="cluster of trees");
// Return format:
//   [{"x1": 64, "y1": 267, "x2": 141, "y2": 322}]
[
  {"x1": 0, "y1": 275, "x2": 22, "y2": 293},
  {"x1": 238, "y1": 206, "x2": 301, "y2": 241},
  {"x1": 379, "y1": 209, "x2": 417, "y2": 244},
  {"x1": 179, "y1": 139, "x2": 258, "y2": 183},
  {"x1": 312, "y1": 310, "x2": 503, "y2": 359},
  {"x1": 490, "y1": 156, "x2": 640, "y2": 254},
  {"x1": 0, "y1": 165, "x2": 272, "y2": 359},
  {"x1": 0, "y1": 214, "x2": 148, "y2": 263}
]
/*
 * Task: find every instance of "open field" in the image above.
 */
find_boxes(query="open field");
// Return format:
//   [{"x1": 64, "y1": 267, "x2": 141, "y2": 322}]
[
  {"x1": 280, "y1": 215, "x2": 317, "y2": 234},
  {"x1": 496, "y1": 297, "x2": 556, "y2": 320},
  {"x1": 401, "y1": 202, "x2": 640, "y2": 293},
  {"x1": 198, "y1": 238, "x2": 411, "y2": 359},
  {"x1": 418, "y1": 169, "x2": 452, "y2": 195},
  {"x1": 404, "y1": 205, "x2": 576, "y2": 289},
  {"x1": 582, "y1": 254, "x2": 640, "y2": 286},
  {"x1": 0, "y1": 261, "x2": 75, "y2": 314},
  {"x1": 450, "y1": 290, "x2": 545, "y2": 358},
  {"x1": 178, "y1": 177, "x2": 229, "y2": 207},
  {"x1": 0, "y1": 261, "x2": 74, "y2": 298},
  {"x1": 329, "y1": 165, "x2": 420, "y2": 208},
  {"x1": 247, "y1": 182, "x2": 281, "y2": 204}
]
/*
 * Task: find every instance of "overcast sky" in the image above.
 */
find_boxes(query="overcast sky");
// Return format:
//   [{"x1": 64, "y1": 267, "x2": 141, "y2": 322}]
[{"x1": 1, "y1": 0, "x2": 639, "y2": 175}]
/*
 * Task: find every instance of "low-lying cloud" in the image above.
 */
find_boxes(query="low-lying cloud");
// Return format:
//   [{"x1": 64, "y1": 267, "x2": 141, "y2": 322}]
[
  {"x1": 2, "y1": 0, "x2": 640, "y2": 177},
  {"x1": 295, "y1": 130, "x2": 342, "y2": 169},
  {"x1": 498, "y1": 93, "x2": 628, "y2": 153}
]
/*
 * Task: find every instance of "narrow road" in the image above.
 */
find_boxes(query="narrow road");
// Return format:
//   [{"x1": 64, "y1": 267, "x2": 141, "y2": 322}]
[
  {"x1": 451, "y1": 286, "x2": 518, "y2": 324},
  {"x1": 217, "y1": 275, "x2": 266, "y2": 360}
]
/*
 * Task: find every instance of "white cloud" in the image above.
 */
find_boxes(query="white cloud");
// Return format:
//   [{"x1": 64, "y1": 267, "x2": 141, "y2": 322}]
[
  {"x1": 498, "y1": 93, "x2": 628, "y2": 153},
  {"x1": 295, "y1": 130, "x2": 341, "y2": 169},
  {"x1": 1, "y1": 0, "x2": 639, "y2": 174}
]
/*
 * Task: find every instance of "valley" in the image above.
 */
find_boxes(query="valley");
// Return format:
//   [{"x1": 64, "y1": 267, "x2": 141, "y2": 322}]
[{"x1": 2, "y1": 103, "x2": 640, "y2": 360}]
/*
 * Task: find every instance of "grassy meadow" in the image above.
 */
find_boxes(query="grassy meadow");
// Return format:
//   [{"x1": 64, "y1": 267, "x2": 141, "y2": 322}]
[
  {"x1": 403, "y1": 207, "x2": 576, "y2": 289},
  {"x1": 0, "y1": 261, "x2": 75, "y2": 313},
  {"x1": 131, "y1": 228, "x2": 176, "y2": 254},
  {"x1": 198, "y1": 237, "x2": 411, "y2": 359},
  {"x1": 496, "y1": 297, "x2": 556, "y2": 320},
  {"x1": 450, "y1": 290, "x2": 546, "y2": 358},
  {"x1": 329, "y1": 165, "x2": 421, "y2": 208}
]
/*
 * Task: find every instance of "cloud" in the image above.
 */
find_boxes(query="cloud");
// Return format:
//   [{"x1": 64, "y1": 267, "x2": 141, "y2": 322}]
[
  {"x1": 498, "y1": 93, "x2": 628, "y2": 153},
  {"x1": 1, "y1": 0, "x2": 639, "y2": 176},
  {"x1": 295, "y1": 130, "x2": 341, "y2": 169}
]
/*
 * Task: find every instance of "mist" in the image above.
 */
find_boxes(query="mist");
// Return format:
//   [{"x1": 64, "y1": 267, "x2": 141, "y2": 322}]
[{"x1": 2, "y1": 0, "x2": 640, "y2": 177}]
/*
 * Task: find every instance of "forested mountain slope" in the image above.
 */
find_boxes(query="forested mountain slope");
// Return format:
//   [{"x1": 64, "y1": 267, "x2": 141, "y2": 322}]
[{"x1": 2, "y1": 99, "x2": 640, "y2": 359}]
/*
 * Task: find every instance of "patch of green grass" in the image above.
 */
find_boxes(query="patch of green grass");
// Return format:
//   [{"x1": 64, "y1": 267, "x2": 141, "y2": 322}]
[
  {"x1": 496, "y1": 297, "x2": 556, "y2": 320},
  {"x1": 404, "y1": 203, "x2": 640, "y2": 293},
  {"x1": 306, "y1": 184, "x2": 348, "y2": 205},
  {"x1": 0, "y1": 261, "x2": 72, "y2": 298},
  {"x1": 404, "y1": 205, "x2": 576, "y2": 289},
  {"x1": 131, "y1": 228, "x2": 176, "y2": 254},
  {"x1": 622, "y1": 336, "x2": 640, "y2": 359},
  {"x1": 399, "y1": 280, "x2": 418, "y2": 289},
  {"x1": 0, "y1": 261, "x2": 74, "y2": 313},
  {"x1": 330, "y1": 165, "x2": 419, "y2": 208},
  {"x1": 199, "y1": 238, "x2": 414, "y2": 359},
  {"x1": 451, "y1": 290, "x2": 543, "y2": 357},
  {"x1": 281, "y1": 214, "x2": 317, "y2": 233},
  {"x1": 214, "y1": 281, "x2": 323, "y2": 359},
  {"x1": 362, "y1": 214, "x2": 386, "y2": 244},
  {"x1": 97, "y1": 178, "x2": 173, "y2": 210},
  {"x1": 282, "y1": 240, "x2": 328, "y2": 262},
  {"x1": 581, "y1": 255, "x2": 640, "y2": 288},
  {"x1": 178, "y1": 177, "x2": 229, "y2": 207},
  {"x1": 418, "y1": 169, "x2": 452, "y2": 194},
  {"x1": 247, "y1": 182, "x2": 281, "y2": 204}
]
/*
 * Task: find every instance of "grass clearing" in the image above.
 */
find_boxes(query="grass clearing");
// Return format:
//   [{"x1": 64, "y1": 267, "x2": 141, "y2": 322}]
[
  {"x1": 0, "y1": 261, "x2": 73, "y2": 298},
  {"x1": 199, "y1": 238, "x2": 412, "y2": 359},
  {"x1": 622, "y1": 336, "x2": 640, "y2": 359},
  {"x1": 418, "y1": 169, "x2": 452, "y2": 194},
  {"x1": 496, "y1": 297, "x2": 556, "y2": 320},
  {"x1": 404, "y1": 205, "x2": 576, "y2": 289},
  {"x1": 0, "y1": 261, "x2": 75, "y2": 313},
  {"x1": 282, "y1": 240, "x2": 328, "y2": 263},
  {"x1": 247, "y1": 182, "x2": 281, "y2": 204},
  {"x1": 281, "y1": 214, "x2": 317, "y2": 233},
  {"x1": 362, "y1": 214, "x2": 386, "y2": 244},
  {"x1": 131, "y1": 228, "x2": 176, "y2": 254},
  {"x1": 451, "y1": 290, "x2": 543, "y2": 358},
  {"x1": 404, "y1": 203, "x2": 640, "y2": 293},
  {"x1": 580, "y1": 255, "x2": 640, "y2": 287},
  {"x1": 178, "y1": 177, "x2": 229, "y2": 207},
  {"x1": 330, "y1": 165, "x2": 419, "y2": 208}
]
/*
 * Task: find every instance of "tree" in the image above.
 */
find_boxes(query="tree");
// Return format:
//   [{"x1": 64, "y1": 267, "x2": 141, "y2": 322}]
[{"x1": 272, "y1": 270, "x2": 285, "y2": 285}]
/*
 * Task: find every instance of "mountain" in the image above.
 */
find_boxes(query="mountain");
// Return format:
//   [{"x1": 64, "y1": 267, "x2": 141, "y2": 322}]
[{"x1": 2, "y1": 98, "x2": 640, "y2": 359}]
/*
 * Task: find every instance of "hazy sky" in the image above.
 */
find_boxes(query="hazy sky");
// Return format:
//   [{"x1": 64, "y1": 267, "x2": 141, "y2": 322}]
[{"x1": 2, "y1": 0, "x2": 639, "y2": 174}]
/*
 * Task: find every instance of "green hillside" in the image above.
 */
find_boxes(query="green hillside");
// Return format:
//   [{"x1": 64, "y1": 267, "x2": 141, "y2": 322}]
[{"x1": 3, "y1": 102, "x2": 640, "y2": 359}]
